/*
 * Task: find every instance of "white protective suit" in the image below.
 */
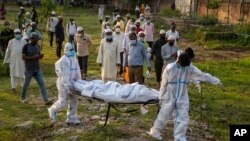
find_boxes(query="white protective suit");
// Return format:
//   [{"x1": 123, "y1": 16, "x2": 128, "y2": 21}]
[
  {"x1": 150, "y1": 62, "x2": 221, "y2": 141},
  {"x1": 97, "y1": 38, "x2": 120, "y2": 83},
  {"x1": 3, "y1": 38, "x2": 27, "y2": 89},
  {"x1": 50, "y1": 43, "x2": 81, "y2": 123}
]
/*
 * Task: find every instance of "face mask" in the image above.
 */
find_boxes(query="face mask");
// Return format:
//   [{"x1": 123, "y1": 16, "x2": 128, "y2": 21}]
[
  {"x1": 106, "y1": 26, "x2": 111, "y2": 29},
  {"x1": 139, "y1": 37, "x2": 144, "y2": 42},
  {"x1": 116, "y1": 28, "x2": 121, "y2": 33},
  {"x1": 106, "y1": 35, "x2": 113, "y2": 40},
  {"x1": 130, "y1": 40, "x2": 137, "y2": 45},
  {"x1": 15, "y1": 34, "x2": 22, "y2": 40},
  {"x1": 66, "y1": 50, "x2": 76, "y2": 57},
  {"x1": 147, "y1": 20, "x2": 150, "y2": 24},
  {"x1": 140, "y1": 17, "x2": 144, "y2": 20},
  {"x1": 169, "y1": 42, "x2": 174, "y2": 46}
]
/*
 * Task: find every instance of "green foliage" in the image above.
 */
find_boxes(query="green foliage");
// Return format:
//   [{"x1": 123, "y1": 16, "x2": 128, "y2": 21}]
[
  {"x1": 160, "y1": 7, "x2": 182, "y2": 18},
  {"x1": 233, "y1": 23, "x2": 250, "y2": 34},
  {"x1": 198, "y1": 15, "x2": 218, "y2": 26},
  {"x1": 207, "y1": 0, "x2": 221, "y2": 10},
  {"x1": 39, "y1": 0, "x2": 57, "y2": 27},
  {"x1": 204, "y1": 32, "x2": 238, "y2": 41}
]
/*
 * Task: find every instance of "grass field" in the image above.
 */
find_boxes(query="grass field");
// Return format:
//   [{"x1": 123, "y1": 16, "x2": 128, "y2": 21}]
[{"x1": 0, "y1": 5, "x2": 250, "y2": 141}]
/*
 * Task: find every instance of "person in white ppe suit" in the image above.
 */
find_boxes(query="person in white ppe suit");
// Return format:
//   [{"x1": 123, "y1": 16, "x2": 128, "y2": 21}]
[
  {"x1": 3, "y1": 29, "x2": 26, "y2": 93},
  {"x1": 48, "y1": 42, "x2": 81, "y2": 124},
  {"x1": 147, "y1": 53, "x2": 224, "y2": 140}
]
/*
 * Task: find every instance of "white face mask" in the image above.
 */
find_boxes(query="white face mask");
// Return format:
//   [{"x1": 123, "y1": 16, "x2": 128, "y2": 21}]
[{"x1": 139, "y1": 37, "x2": 144, "y2": 42}]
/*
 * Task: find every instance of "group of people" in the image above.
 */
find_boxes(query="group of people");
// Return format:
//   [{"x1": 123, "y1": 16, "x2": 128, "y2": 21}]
[
  {"x1": 1, "y1": 5, "x2": 225, "y2": 141},
  {"x1": 95, "y1": 8, "x2": 224, "y2": 141}
]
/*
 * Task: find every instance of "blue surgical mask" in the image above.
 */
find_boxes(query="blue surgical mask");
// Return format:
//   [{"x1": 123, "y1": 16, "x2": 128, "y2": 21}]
[
  {"x1": 140, "y1": 17, "x2": 144, "y2": 20},
  {"x1": 15, "y1": 34, "x2": 22, "y2": 40},
  {"x1": 130, "y1": 40, "x2": 137, "y2": 45},
  {"x1": 106, "y1": 35, "x2": 113, "y2": 40},
  {"x1": 66, "y1": 50, "x2": 76, "y2": 57}
]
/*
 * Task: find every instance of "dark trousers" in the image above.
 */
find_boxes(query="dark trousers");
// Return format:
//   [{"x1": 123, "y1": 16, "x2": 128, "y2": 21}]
[
  {"x1": 129, "y1": 66, "x2": 143, "y2": 84},
  {"x1": 49, "y1": 31, "x2": 55, "y2": 47},
  {"x1": 155, "y1": 60, "x2": 163, "y2": 83},
  {"x1": 56, "y1": 41, "x2": 63, "y2": 58},
  {"x1": 119, "y1": 52, "x2": 124, "y2": 75},
  {"x1": 99, "y1": 19, "x2": 103, "y2": 24},
  {"x1": 78, "y1": 56, "x2": 88, "y2": 75}
]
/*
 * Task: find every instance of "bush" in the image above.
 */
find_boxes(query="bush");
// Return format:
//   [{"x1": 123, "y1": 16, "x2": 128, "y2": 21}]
[
  {"x1": 198, "y1": 15, "x2": 218, "y2": 26},
  {"x1": 160, "y1": 7, "x2": 182, "y2": 18},
  {"x1": 233, "y1": 23, "x2": 250, "y2": 34},
  {"x1": 204, "y1": 32, "x2": 238, "y2": 41}
]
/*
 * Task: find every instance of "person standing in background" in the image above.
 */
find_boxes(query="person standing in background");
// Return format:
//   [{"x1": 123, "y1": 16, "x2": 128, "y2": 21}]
[
  {"x1": 98, "y1": 5, "x2": 104, "y2": 24},
  {"x1": 74, "y1": 27, "x2": 92, "y2": 80},
  {"x1": 151, "y1": 30, "x2": 167, "y2": 88},
  {"x1": 142, "y1": 17, "x2": 154, "y2": 48},
  {"x1": 166, "y1": 22, "x2": 179, "y2": 46},
  {"x1": 66, "y1": 18, "x2": 77, "y2": 50},
  {"x1": 113, "y1": 26, "x2": 125, "y2": 77},
  {"x1": 55, "y1": 16, "x2": 65, "y2": 59},
  {"x1": 46, "y1": 11, "x2": 58, "y2": 47},
  {"x1": 31, "y1": 6, "x2": 38, "y2": 25},
  {"x1": 17, "y1": 7, "x2": 25, "y2": 30}
]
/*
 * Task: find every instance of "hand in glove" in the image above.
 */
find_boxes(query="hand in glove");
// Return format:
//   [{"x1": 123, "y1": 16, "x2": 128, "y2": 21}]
[{"x1": 217, "y1": 82, "x2": 224, "y2": 89}]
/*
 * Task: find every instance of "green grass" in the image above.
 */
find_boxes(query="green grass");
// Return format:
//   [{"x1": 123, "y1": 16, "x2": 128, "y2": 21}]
[{"x1": 0, "y1": 5, "x2": 250, "y2": 141}]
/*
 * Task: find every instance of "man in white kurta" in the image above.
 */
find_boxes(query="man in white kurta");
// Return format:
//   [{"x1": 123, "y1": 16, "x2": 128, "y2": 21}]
[
  {"x1": 3, "y1": 29, "x2": 27, "y2": 93},
  {"x1": 97, "y1": 29, "x2": 120, "y2": 83},
  {"x1": 113, "y1": 26, "x2": 125, "y2": 76}
]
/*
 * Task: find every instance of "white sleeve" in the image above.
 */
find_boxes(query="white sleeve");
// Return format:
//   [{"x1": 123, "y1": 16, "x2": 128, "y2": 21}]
[
  {"x1": 96, "y1": 40, "x2": 103, "y2": 64},
  {"x1": 159, "y1": 65, "x2": 169, "y2": 99},
  {"x1": 190, "y1": 65, "x2": 220, "y2": 85},
  {"x1": 55, "y1": 59, "x2": 71, "y2": 89},
  {"x1": 3, "y1": 41, "x2": 11, "y2": 64}
]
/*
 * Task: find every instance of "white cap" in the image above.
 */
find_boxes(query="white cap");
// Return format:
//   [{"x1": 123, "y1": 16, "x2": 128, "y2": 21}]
[
  {"x1": 14, "y1": 29, "x2": 21, "y2": 33},
  {"x1": 140, "y1": 14, "x2": 144, "y2": 17},
  {"x1": 20, "y1": 7, "x2": 24, "y2": 10},
  {"x1": 26, "y1": 12, "x2": 30, "y2": 16},
  {"x1": 51, "y1": 11, "x2": 56, "y2": 15},
  {"x1": 167, "y1": 35, "x2": 176, "y2": 40},
  {"x1": 116, "y1": 15, "x2": 121, "y2": 18},
  {"x1": 105, "y1": 29, "x2": 113, "y2": 33},
  {"x1": 64, "y1": 42, "x2": 73, "y2": 54},
  {"x1": 77, "y1": 27, "x2": 83, "y2": 32},
  {"x1": 160, "y1": 30, "x2": 166, "y2": 34},
  {"x1": 138, "y1": 31, "x2": 145, "y2": 36}
]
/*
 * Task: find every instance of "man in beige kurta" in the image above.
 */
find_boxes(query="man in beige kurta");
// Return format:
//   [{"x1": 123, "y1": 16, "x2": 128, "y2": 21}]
[
  {"x1": 97, "y1": 29, "x2": 120, "y2": 83},
  {"x1": 74, "y1": 27, "x2": 92, "y2": 79},
  {"x1": 3, "y1": 29, "x2": 27, "y2": 93}
]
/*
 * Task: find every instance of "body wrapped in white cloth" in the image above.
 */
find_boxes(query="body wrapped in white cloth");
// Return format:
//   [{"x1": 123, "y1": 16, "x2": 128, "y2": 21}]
[{"x1": 73, "y1": 80, "x2": 159, "y2": 103}]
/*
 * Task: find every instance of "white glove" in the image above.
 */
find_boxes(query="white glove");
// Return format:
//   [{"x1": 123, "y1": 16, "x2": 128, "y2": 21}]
[{"x1": 217, "y1": 82, "x2": 224, "y2": 89}]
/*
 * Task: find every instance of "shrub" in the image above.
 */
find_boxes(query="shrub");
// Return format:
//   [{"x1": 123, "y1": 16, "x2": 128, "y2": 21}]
[
  {"x1": 204, "y1": 32, "x2": 238, "y2": 41},
  {"x1": 198, "y1": 15, "x2": 218, "y2": 26},
  {"x1": 160, "y1": 7, "x2": 182, "y2": 18},
  {"x1": 233, "y1": 23, "x2": 250, "y2": 34}
]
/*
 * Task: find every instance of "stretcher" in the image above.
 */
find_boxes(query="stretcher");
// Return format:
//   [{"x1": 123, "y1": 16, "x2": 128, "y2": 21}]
[{"x1": 71, "y1": 90, "x2": 159, "y2": 126}]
